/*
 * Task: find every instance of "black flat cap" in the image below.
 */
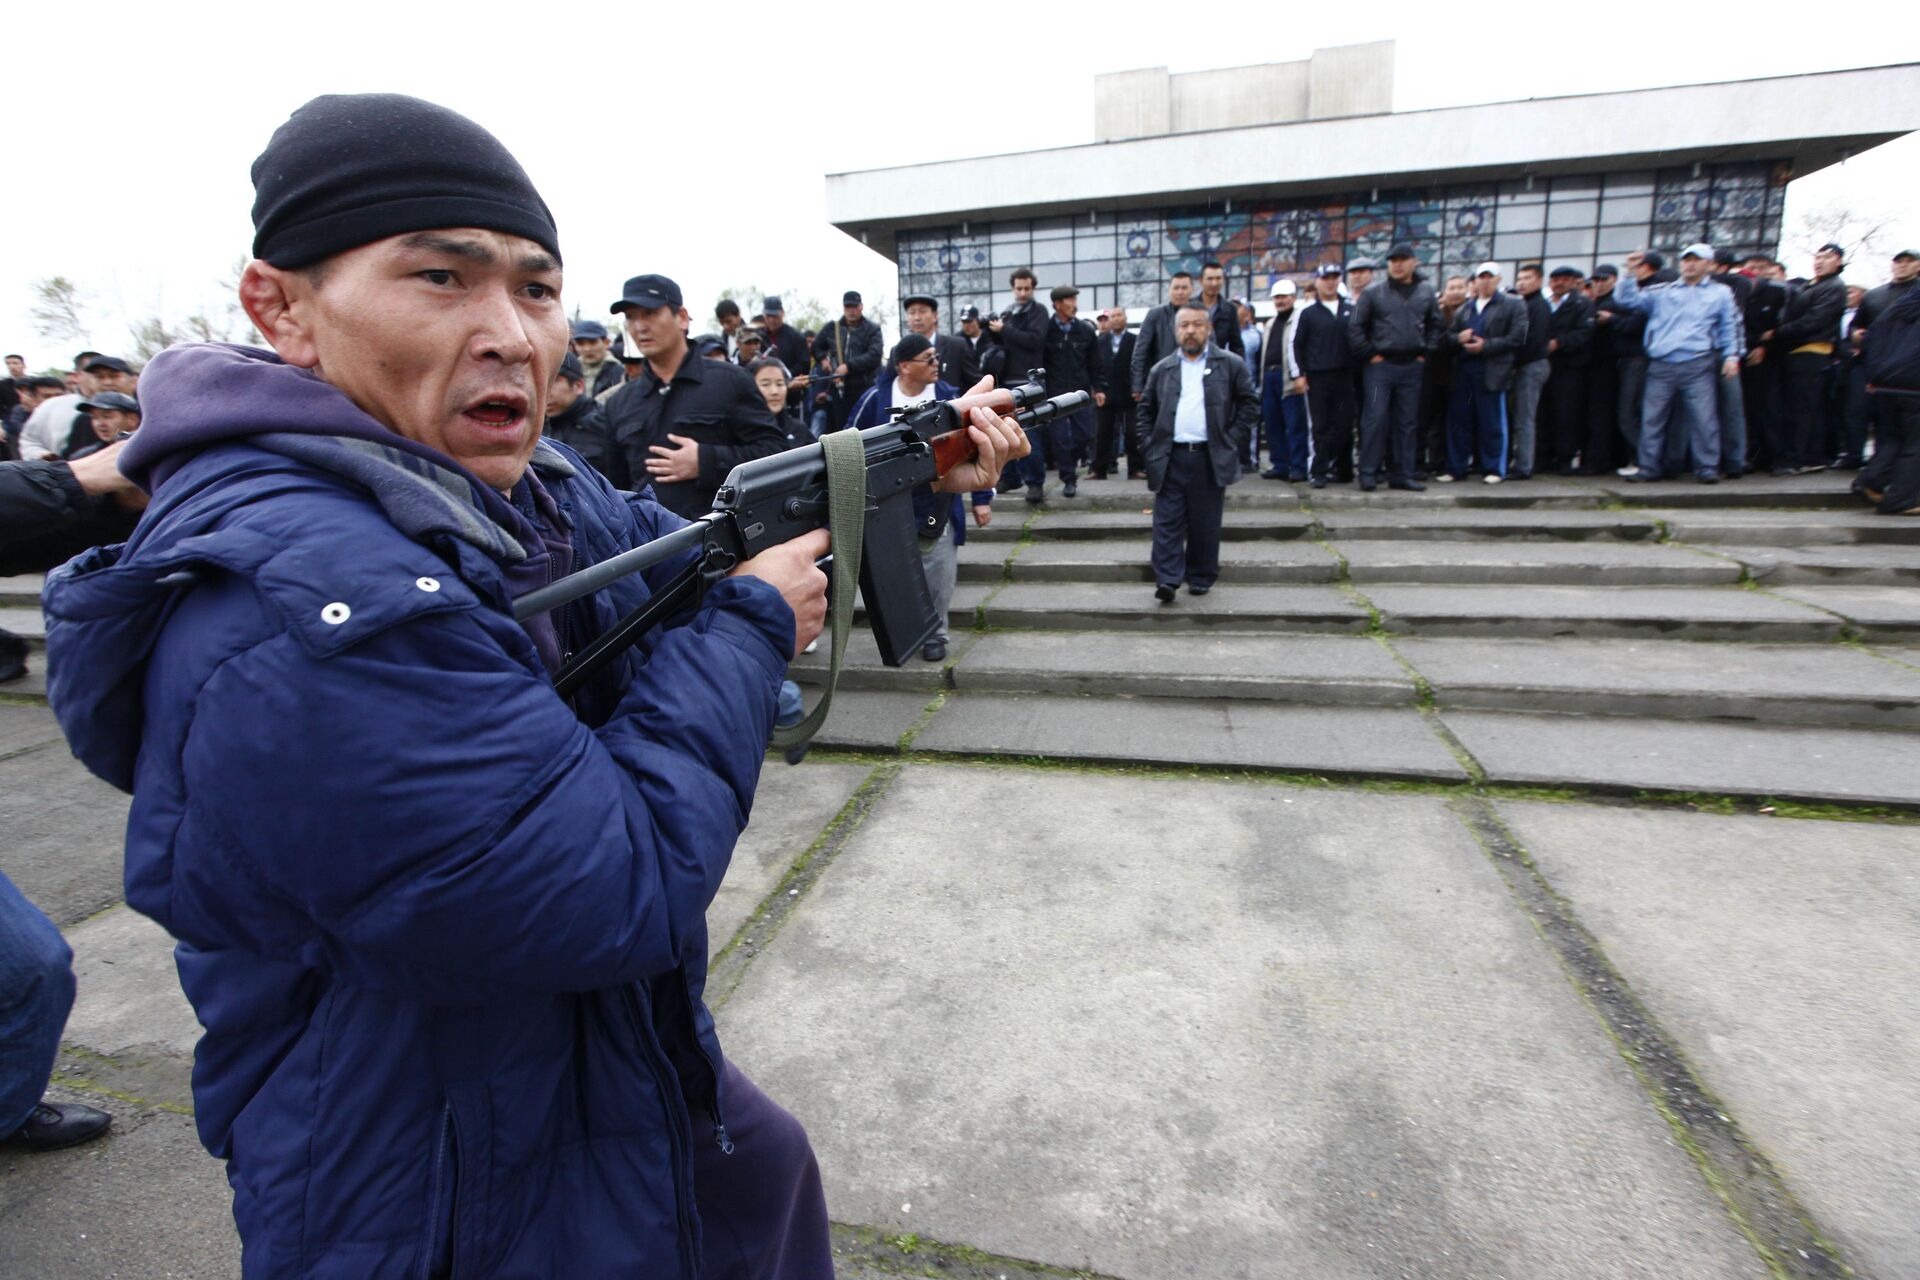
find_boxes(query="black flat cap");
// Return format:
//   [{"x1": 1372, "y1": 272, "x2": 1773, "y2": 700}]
[
  {"x1": 611, "y1": 274, "x2": 682, "y2": 314},
  {"x1": 1385, "y1": 242, "x2": 1417, "y2": 260},
  {"x1": 902, "y1": 293, "x2": 939, "y2": 310},
  {"x1": 843, "y1": 290, "x2": 862, "y2": 306},
  {"x1": 891, "y1": 334, "x2": 934, "y2": 364},
  {"x1": 78, "y1": 391, "x2": 139, "y2": 413},
  {"x1": 84, "y1": 355, "x2": 134, "y2": 374},
  {"x1": 251, "y1": 94, "x2": 560, "y2": 269}
]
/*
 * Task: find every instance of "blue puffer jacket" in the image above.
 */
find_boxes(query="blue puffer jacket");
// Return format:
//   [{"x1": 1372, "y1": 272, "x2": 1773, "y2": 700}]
[{"x1": 43, "y1": 345, "x2": 791, "y2": 1278}]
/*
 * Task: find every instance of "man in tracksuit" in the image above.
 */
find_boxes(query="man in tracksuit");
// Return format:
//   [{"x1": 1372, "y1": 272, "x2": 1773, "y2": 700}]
[
  {"x1": 1347, "y1": 242, "x2": 1441, "y2": 491},
  {"x1": 1293, "y1": 264, "x2": 1357, "y2": 488},
  {"x1": 1440, "y1": 262, "x2": 1529, "y2": 483}
]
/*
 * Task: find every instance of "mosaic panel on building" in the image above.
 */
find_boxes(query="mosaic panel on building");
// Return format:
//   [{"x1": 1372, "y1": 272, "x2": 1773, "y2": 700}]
[{"x1": 894, "y1": 161, "x2": 1788, "y2": 324}]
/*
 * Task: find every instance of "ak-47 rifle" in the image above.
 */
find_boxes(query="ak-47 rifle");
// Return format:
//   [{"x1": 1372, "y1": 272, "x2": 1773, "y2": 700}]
[{"x1": 513, "y1": 372, "x2": 1089, "y2": 756}]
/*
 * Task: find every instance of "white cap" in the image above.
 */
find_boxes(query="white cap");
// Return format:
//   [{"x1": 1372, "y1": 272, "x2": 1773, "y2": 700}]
[
  {"x1": 1473, "y1": 260, "x2": 1502, "y2": 278},
  {"x1": 1270, "y1": 279, "x2": 1297, "y2": 297},
  {"x1": 1681, "y1": 242, "x2": 1714, "y2": 260}
]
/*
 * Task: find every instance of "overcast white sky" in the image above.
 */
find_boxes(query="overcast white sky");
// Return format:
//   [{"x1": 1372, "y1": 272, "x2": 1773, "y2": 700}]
[{"x1": 6, "y1": 0, "x2": 1917, "y2": 370}]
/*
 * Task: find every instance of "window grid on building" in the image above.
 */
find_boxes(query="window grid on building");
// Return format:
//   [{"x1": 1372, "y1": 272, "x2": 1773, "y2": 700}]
[{"x1": 894, "y1": 161, "x2": 1788, "y2": 323}]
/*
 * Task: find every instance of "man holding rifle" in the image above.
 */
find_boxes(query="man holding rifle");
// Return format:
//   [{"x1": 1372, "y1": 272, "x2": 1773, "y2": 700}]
[{"x1": 42, "y1": 93, "x2": 1026, "y2": 1279}]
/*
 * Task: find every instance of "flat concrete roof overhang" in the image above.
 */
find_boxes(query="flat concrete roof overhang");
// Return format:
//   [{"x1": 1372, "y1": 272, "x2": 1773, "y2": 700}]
[{"x1": 828, "y1": 63, "x2": 1920, "y2": 262}]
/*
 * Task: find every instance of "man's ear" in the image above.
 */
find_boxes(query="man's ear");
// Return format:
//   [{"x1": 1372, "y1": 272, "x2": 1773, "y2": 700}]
[{"x1": 239, "y1": 260, "x2": 320, "y2": 368}]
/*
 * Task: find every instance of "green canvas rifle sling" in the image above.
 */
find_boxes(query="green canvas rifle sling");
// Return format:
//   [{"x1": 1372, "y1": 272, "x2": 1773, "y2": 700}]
[{"x1": 768, "y1": 426, "x2": 866, "y2": 754}]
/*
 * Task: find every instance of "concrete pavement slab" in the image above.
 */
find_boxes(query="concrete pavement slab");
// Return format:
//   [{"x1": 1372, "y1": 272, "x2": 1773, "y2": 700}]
[
  {"x1": 0, "y1": 660, "x2": 48, "y2": 702},
  {"x1": 63, "y1": 907, "x2": 200, "y2": 1060},
  {"x1": 1766, "y1": 584, "x2": 1920, "y2": 638},
  {"x1": 787, "y1": 628, "x2": 949, "y2": 691},
  {"x1": 1394, "y1": 636, "x2": 1920, "y2": 727},
  {"x1": 1336, "y1": 539, "x2": 1739, "y2": 585},
  {"x1": 913, "y1": 692, "x2": 1465, "y2": 779},
  {"x1": 805, "y1": 689, "x2": 939, "y2": 752},
  {"x1": 1365, "y1": 584, "x2": 1841, "y2": 641},
  {"x1": 1444, "y1": 710, "x2": 1920, "y2": 805},
  {"x1": 1003, "y1": 538, "x2": 1340, "y2": 583},
  {"x1": 709, "y1": 761, "x2": 876, "y2": 952},
  {"x1": 1497, "y1": 802, "x2": 1920, "y2": 1279},
  {"x1": 0, "y1": 743, "x2": 131, "y2": 927},
  {"x1": 1594, "y1": 472, "x2": 1858, "y2": 508},
  {"x1": 1021, "y1": 509, "x2": 1314, "y2": 542},
  {"x1": 953, "y1": 631, "x2": 1415, "y2": 705},
  {"x1": 980, "y1": 582, "x2": 1369, "y2": 632},
  {"x1": 0, "y1": 701, "x2": 67, "y2": 755},
  {"x1": 717, "y1": 767, "x2": 1766, "y2": 1279},
  {"x1": 0, "y1": 573, "x2": 43, "y2": 605},
  {"x1": 0, "y1": 1105, "x2": 238, "y2": 1279}
]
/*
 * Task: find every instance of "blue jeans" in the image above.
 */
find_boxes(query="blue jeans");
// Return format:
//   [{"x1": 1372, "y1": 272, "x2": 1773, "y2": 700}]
[
  {"x1": 1639, "y1": 354, "x2": 1722, "y2": 476},
  {"x1": 1447, "y1": 375, "x2": 1509, "y2": 478},
  {"x1": 1260, "y1": 371, "x2": 1309, "y2": 472},
  {"x1": 0, "y1": 870, "x2": 75, "y2": 1134},
  {"x1": 1715, "y1": 353, "x2": 1748, "y2": 474},
  {"x1": 1509, "y1": 359, "x2": 1550, "y2": 475}
]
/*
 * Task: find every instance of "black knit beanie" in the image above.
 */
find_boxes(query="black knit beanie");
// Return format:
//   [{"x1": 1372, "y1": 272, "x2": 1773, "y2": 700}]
[{"x1": 250, "y1": 93, "x2": 560, "y2": 269}]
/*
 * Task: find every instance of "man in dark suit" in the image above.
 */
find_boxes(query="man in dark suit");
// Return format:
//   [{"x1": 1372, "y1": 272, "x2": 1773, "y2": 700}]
[
  {"x1": 1294, "y1": 264, "x2": 1358, "y2": 487},
  {"x1": 1540, "y1": 265, "x2": 1596, "y2": 473},
  {"x1": 1092, "y1": 306, "x2": 1136, "y2": 478},
  {"x1": 1137, "y1": 302, "x2": 1259, "y2": 602},
  {"x1": 1440, "y1": 263, "x2": 1529, "y2": 483},
  {"x1": 1130, "y1": 270, "x2": 1193, "y2": 397},
  {"x1": 892, "y1": 293, "x2": 978, "y2": 391}
]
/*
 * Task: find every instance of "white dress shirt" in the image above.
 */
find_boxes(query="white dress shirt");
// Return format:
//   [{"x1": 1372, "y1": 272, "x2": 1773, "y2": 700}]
[{"x1": 1172, "y1": 352, "x2": 1209, "y2": 443}]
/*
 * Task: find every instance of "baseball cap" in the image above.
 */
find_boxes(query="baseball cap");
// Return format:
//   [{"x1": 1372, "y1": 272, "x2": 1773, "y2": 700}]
[
  {"x1": 958, "y1": 305, "x2": 983, "y2": 322},
  {"x1": 558, "y1": 352, "x2": 585, "y2": 382},
  {"x1": 1472, "y1": 261, "x2": 1502, "y2": 278},
  {"x1": 1680, "y1": 243, "x2": 1713, "y2": 261},
  {"x1": 843, "y1": 290, "x2": 862, "y2": 305},
  {"x1": 1548, "y1": 264, "x2": 1583, "y2": 278},
  {"x1": 77, "y1": 391, "x2": 139, "y2": 413},
  {"x1": 1050, "y1": 284, "x2": 1080, "y2": 301},
  {"x1": 83, "y1": 355, "x2": 134, "y2": 375},
  {"x1": 570, "y1": 319, "x2": 608, "y2": 341},
  {"x1": 1270, "y1": 279, "x2": 1297, "y2": 297},
  {"x1": 610, "y1": 273, "x2": 682, "y2": 314},
  {"x1": 1346, "y1": 258, "x2": 1374, "y2": 273},
  {"x1": 1641, "y1": 251, "x2": 1667, "y2": 270},
  {"x1": 1316, "y1": 263, "x2": 1344, "y2": 278},
  {"x1": 1591, "y1": 263, "x2": 1619, "y2": 279},
  {"x1": 890, "y1": 333, "x2": 934, "y2": 364},
  {"x1": 1893, "y1": 249, "x2": 1919, "y2": 262},
  {"x1": 692, "y1": 334, "x2": 727, "y2": 356},
  {"x1": 1385, "y1": 242, "x2": 1416, "y2": 260},
  {"x1": 761, "y1": 294, "x2": 785, "y2": 314}
]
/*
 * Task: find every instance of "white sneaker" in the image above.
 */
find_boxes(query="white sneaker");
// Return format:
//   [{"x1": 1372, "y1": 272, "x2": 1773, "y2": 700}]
[
  {"x1": 1433, "y1": 473, "x2": 1457, "y2": 483},
  {"x1": 802, "y1": 638, "x2": 819, "y2": 654},
  {"x1": 1483, "y1": 473, "x2": 1503, "y2": 485},
  {"x1": 1615, "y1": 465, "x2": 1638, "y2": 477}
]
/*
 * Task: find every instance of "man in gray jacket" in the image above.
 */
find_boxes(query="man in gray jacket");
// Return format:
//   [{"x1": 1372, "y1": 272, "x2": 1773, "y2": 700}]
[
  {"x1": 1137, "y1": 303, "x2": 1260, "y2": 602},
  {"x1": 1439, "y1": 263, "x2": 1529, "y2": 483},
  {"x1": 1348, "y1": 243, "x2": 1442, "y2": 490}
]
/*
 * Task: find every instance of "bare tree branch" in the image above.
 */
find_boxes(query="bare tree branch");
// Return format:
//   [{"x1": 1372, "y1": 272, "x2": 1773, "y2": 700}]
[{"x1": 28, "y1": 276, "x2": 89, "y2": 344}]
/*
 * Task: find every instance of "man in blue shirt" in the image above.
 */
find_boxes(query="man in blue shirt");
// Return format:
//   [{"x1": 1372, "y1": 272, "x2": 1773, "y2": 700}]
[{"x1": 1611, "y1": 244, "x2": 1745, "y2": 483}]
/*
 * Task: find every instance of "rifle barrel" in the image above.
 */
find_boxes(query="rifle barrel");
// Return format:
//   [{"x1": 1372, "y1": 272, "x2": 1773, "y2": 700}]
[{"x1": 512, "y1": 516, "x2": 717, "y2": 620}]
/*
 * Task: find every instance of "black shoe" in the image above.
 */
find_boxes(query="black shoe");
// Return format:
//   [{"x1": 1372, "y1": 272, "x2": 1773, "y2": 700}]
[
  {"x1": 1187, "y1": 584, "x2": 1211, "y2": 596},
  {"x1": 1770, "y1": 466, "x2": 1796, "y2": 477},
  {"x1": 1309, "y1": 476, "x2": 1328, "y2": 489},
  {"x1": 1359, "y1": 480, "x2": 1377, "y2": 492},
  {"x1": 1507, "y1": 470, "x2": 1533, "y2": 481},
  {"x1": 1389, "y1": 478, "x2": 1426, "y2": 492},
  {"x1": 1061, "y1": 481, "x2": 1078, "y2": 498},
  {"x1": 1154, "y1": 584, "x2": 1177, "y2": 604},
  {"x1": 1622, "y1": 470, "x2": 1662, "y2": 483},
  {"x1": 1127, "y1": 469, "x2": 1146, "y2": 480},
  {"x1": 1025, "y1": 483, "x2": 1044, "y2": 504},
  {"x1": 920, "y1": 639, "x2": 948, "y2": 662},
  {"x1": 1089, "y1": 471, "x2": 1109, "y2": 480},
  {"x1": 1797, "y1": 463, "x2": 1829, "y2": 475},
  {"x1": 6, "y1": 1101, "x2": 112, "y2": 1153},
  {"x1": 0, "y1": 654, "x2": 26, "y2": 684},
  {"x1": 1260, "y1": 467, "x2": 1287, "y2": 479},
  {"x1": 1287, "y1": 469, "x2": 1306, "y2": 482},
  {"x1": 1832, "y1": 456, "x2": 1863, "y2": 472},
  {"x1": 1696, "y1": 470, "x2": 1720, "y2": 484}
]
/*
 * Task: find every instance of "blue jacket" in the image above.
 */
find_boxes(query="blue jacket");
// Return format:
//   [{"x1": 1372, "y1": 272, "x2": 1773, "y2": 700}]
[
  {"x1": 846, "y1": 376, "x2": 992, "y2": 544},
  {"x1": 43, "y1": 345, "x2": 792, "y2": 1278}
]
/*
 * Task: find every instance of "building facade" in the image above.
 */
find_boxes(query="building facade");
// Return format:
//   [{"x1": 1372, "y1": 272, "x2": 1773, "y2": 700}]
[
  {"x1": 829, "y1": 48, "x2": 1918, "y2": 324},
  {"x1": 894, "y1": 160, "x2": 1790, "y2": 322}
]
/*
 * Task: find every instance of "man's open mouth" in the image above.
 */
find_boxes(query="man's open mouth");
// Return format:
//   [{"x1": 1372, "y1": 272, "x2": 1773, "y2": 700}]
[{"x1": 462, "y1": 393, "x2": 529, "y2": 429}]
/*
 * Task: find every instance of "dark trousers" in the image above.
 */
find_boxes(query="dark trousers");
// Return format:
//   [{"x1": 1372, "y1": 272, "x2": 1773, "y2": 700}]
[
  {"x1": 1417, "y1": 368, "x2": 1452, "y2": 475},
  {"x1": 1741, "y1": 357, "x2": 1781, "y2": 470},
  {"x1": 1542, "y1": 361, "x2": 1588, "y2": 471},
  {"x1": 1152, "y1": 446, "x2": 1226, "y2": 589},
  {"x1": 1094, "y1": 398, "x2": 1129, "y2": 475},
  {"x1": 1864, "y1": 393, "x2": 1920, "y2": 512},
  {"x1": 1446, "y1": 375, "x2": 1509, "y2": 478},
  {"x1": 1306, "y1": 371, "x2": 1356, "y2": 480},
  {"x1": 1782, "y1": 352, "x2": 1829, "y2": 469},
  {"x1": 1617, "y1": 355, "x2": 1648, "y2": 460},
  {"x1": 1019, "y1": 407, "x2": 1087, "y2": 486},
  {"x1": 1359, "y1": 359, "x2": 1423, "y2": 482},
  {"x1": 692, "y1": 1060, "x2": 833, "y2": 1280},
  {"x1": 1841, "y1": 362, "x2": 1873, "y2": 465},
  {"x1": 1583, "y1": 359, "x2": 1619, "y2": 474}
]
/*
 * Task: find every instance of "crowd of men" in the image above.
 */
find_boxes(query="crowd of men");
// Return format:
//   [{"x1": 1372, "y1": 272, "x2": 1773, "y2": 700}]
[{"x1": 4, "y1": 239, "x2": 1918, "y2": 653}]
